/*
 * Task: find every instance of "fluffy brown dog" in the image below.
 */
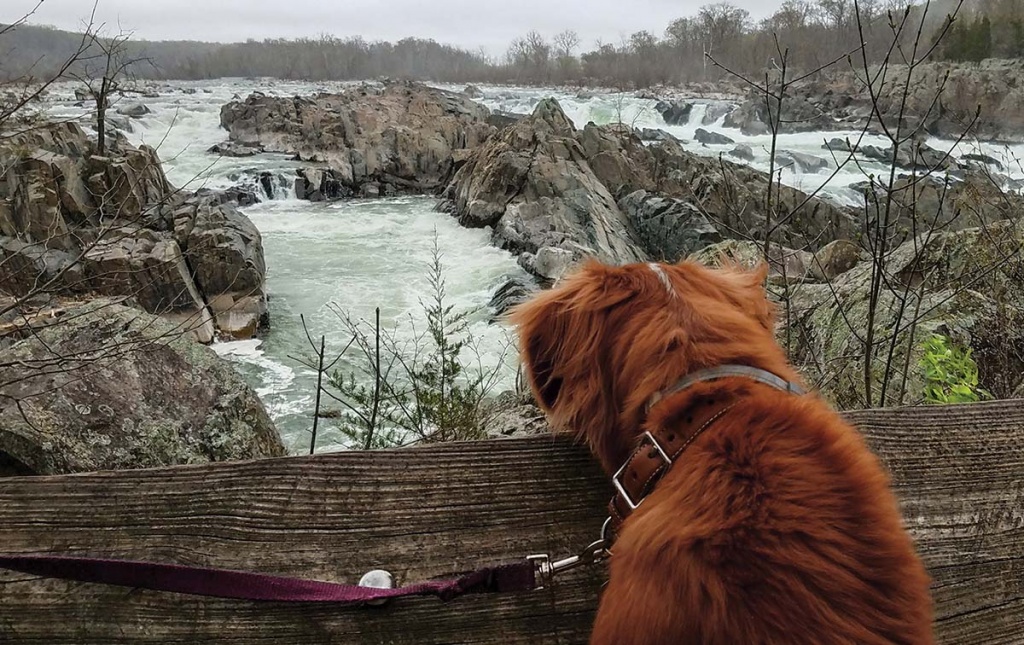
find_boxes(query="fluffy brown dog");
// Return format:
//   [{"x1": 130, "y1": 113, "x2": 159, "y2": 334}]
[{"x1": 510, "y1": 259, "x2": 934, "y2": 645}]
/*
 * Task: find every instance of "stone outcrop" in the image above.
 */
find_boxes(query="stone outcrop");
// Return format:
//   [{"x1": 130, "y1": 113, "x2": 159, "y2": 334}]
[
  {"x1": 441, "y1": 99, "x2": 646, "y2": 281},
  {"x1": 441, "y1": 99, "x2": 859, "y2": 278},
  {"x1": 577, "y1": 125, "x2": 858, "y2": 250},
  {"x1": 218, "y1": 81, "x2": 496, "y2": 199},
  {"x1": 618, "y1": 190, "x2": 721, "y2": 262},
  {"x1": 0, "y1": 122, "x2": 268, "y2": 341},
  {"x1": 0, "y1": 302, "x2": 285, "y2": 476}
]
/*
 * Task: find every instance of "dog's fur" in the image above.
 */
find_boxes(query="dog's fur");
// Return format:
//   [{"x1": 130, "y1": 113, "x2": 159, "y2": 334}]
[{"x1": 509, "y1": 259, "x2": 934, "y2": 645}]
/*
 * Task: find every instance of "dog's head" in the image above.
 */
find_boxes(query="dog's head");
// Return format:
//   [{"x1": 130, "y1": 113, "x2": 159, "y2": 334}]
[{"x1": 508, "y1": 259, "x2": 786, "y2": 471}]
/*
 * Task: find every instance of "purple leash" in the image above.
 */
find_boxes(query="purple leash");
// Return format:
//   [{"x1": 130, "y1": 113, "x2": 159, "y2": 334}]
[{"x1": 0, "y1": 554, "x2": 537, "y2": 604}]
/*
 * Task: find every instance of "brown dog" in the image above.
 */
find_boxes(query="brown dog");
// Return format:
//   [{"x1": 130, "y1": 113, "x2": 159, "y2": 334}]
[{"x1": 510, "y1": 259, "x2": 934, "y2": 645}]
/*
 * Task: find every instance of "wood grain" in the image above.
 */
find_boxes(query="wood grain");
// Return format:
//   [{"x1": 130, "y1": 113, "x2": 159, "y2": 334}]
[{"x1": 1, "y1": 400, "x2": 1023, "y2": 644}]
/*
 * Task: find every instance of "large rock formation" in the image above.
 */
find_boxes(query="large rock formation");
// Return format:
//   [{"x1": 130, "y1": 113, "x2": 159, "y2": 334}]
[
  {"x1": 0, "y1": 302, "x2": 285, "y2": 476},
  {"x1": 0, "y1": 122, "x2": 268, "y2": 341},
  {"x1": 441, "y1": 99, "x2": 646, "y2": 281},
  {"x1": 219, "y1": 82, "x2": 496, "y2": 199},
  {"x1": 574, "y1": 121, "x2": 858, "y2": 250},
  {"x1": 441, "y1": 99, "x2": 858, "y2": 279}
]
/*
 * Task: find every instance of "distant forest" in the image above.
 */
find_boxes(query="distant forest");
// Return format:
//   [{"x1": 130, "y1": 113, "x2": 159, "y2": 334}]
[{"x1": 1, "y1": 0, "x2": 1015, "y2": 89}]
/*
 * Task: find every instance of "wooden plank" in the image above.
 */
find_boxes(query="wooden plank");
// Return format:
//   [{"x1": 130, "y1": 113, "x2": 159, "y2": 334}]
[{"x1": 0, "y1": 400, "x2": 1022, "y2": 644}]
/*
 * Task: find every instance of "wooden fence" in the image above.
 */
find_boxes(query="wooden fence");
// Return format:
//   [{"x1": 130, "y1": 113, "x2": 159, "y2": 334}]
[{"x1": 1, "y1": 400, "x2": 1022, "y2": 644}]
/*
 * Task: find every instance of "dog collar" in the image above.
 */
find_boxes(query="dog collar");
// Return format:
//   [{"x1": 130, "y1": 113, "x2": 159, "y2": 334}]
[{"x1": 605, "y1": 365, "x2": 806, "y2": 542}]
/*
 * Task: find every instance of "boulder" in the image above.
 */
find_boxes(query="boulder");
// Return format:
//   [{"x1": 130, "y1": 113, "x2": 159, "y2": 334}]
[
  {"x1": 655, "y1": 100, "x2": 693, "y2": 126},
  {"x1": 857, "y1": 170, "x2": 1022, "y2": 246},
  {"x1": 722, "y1": 101, "x2": 771, "y2": 135},
  {"x1": 642, "y1": 137, "x2": 858, "y2": 250},
  {"x1": 80, "y1": 228, "x2": 215, "y2": 343},
  {"x1": 694, "y1": 128, "x2": 735, "y2": 146},
  {"x1": 701, "y1": 101, "x2": 735, "y2": 125},
  {"x1": 219, "y1": 82, "x2": 496, "y2": 198},
  {"x1": 639, "y1": 128, "x2": 679, "y2": 143},
  {"x1": 441, "y1": 99, "x2": 646, "y2": 277},
  {"x1": 776, "y1": 150, "x2": 830, "y2": 173},
  {"x1": 183, "y1": 198, "x2": 269, "y2": 339},
  {"x1": 463, "y1": 84, "x2": 483, "y2": 99},
  {"x1": 963, "y1": 153, "x2": 1003, "y2": 170},
  {"x1": 0, "y1": 302, "x2": 285, "y2": 476},
  {"x1": 729, "y1": 144, "x2": 755, "y2": 161},
  {"x1": 207, "y1": 141, "x2": 264, "y2": 157},
  {"x1": 618, "y1": 190, "x2": 721, "y2": 262},
  {"x1": 115, "y1": 103, "x2": 151, "y2": 118},
  {"x1": 487, "y1": 110, "x2": 521, "y2": 130},
  {"x1": 575, "y1": 122, "x2": 656, "y2": 199},
  {"x1": 809, "y1": 239, "x2": 867, "y2": 281},
  {"x1": 488, "y1": 276, "x2": 538, "y2": 320}
]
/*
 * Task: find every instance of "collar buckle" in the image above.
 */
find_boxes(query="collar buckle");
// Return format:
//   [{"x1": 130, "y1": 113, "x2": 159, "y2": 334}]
[{"x1": 611, "y1": 431, "x2": 672, "y2": 511}]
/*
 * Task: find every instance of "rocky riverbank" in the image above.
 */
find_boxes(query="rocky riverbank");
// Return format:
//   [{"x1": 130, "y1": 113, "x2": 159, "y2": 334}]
[
  {"x1": 0, "y1": 121, "x2": 269, "y2": 342},
  {"x1": 0, "y1": 301, "x2": 285, "y2": 475},
  {"x1": 650, "y1": 60, "x2": 1024, "y2": 143}
]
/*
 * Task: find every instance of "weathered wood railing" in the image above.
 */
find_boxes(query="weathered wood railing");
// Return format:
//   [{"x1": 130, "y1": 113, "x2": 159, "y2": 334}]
[{"x1": 1, "y1": 400, "x2": 1023, "y2": 644}]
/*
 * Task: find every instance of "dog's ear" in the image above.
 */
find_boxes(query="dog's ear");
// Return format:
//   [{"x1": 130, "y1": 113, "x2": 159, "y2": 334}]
[
  {"x1": 507, "y1": 261, "x2": 636, "y2": 413},
  {"x1": 716, "y1": 261, "x2": 775, "y2": 331}
]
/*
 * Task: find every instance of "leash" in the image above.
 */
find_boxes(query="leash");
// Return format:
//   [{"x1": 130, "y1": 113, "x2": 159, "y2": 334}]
[{"x1": 0, "y1": 536, "x2": 609, "y2": 605}]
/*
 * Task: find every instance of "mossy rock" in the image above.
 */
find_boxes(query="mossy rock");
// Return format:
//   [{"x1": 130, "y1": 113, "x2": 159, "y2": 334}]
[{"x1": 0, "y1": 301, "x2": 285, "y2": 475}]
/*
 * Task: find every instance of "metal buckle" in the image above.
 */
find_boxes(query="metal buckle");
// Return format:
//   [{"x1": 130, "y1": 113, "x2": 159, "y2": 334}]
[{"x1": 611, "y1": 431, "x2": 672, "y2": 510}]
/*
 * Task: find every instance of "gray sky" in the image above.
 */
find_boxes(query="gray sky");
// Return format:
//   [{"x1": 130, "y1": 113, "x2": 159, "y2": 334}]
[{"x1": 6, "y1": 0, "x2": 786, "y2": 57}]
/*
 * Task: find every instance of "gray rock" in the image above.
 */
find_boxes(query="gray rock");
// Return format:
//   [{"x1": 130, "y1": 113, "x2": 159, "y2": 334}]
[
  {"x1": 701, "y1": 101, "x2": 736, "y2": 125},
  {"x1": 115, "y1": 103, "x2": 151, "y2": 118},
  {"x1": 618, "y1": 190, "x2": 721, "y2": 262},
  {"x1": 0, "y1": 302, "x2": 285, "y2": 475},
  {"x1": 488, "y1": 277, "x2": 538, "y2": 320},
  {"x1": 442, "y1": 99, "x2": 646, "y2": 277},
  {"x1": 777, "y1": 150, "x2": 830, "y2": 173},
  {"x1": 208, "y1": 141, "x2": 264, "y2": 157},
  {"x1": 655, "y1": 100, "x2": 693, "y2": 126},
  {"x1": 463, "y1": 84, "x2": 483, "y2": 98},
  {"x1": 80, "y1": 229, "x2": 215, "y2": 344},
  {"x1": 639, "y1": 128, "x2": 678, "y2": 143},
  {"x1": 531, "y1": 246, "x2": 577, "y2": 282},
  {"x1": 788, "y1": 218, "x2": 1024, "y2": 407},
  {"x1": 809, "y1": 239, "x2": 866, "y2": 281},
  {"x1": 0, "y1": 122, "x2": 270, "y2": 342},
  {"x1": 729, "y1": 144, "x2": 755, "y2": 161},
  {"x1": 220, "y1": 82, "x2": 496, "y2": 198},
  {"x1": 695, "y1": 128, "x2": 735, "y2": 146},
  {"x1": 185, "y1": 199, "x2": 268, "y2": 339},
  {"x1": 483, "y1": 392, "x2": 548, "y2": 438},
  {"x1": 963, "y1": 153, "x2": 1003, "y2": 170}
]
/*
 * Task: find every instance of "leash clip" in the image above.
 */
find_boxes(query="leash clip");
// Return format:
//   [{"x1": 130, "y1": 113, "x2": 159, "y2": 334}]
[{"x1": 527, "y1": 529, "x2": 610, "y2": 590}]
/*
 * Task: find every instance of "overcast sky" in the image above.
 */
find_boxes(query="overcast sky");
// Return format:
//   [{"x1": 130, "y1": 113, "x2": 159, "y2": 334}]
[{"x1": 5, "y1": 0, "x2": 787, "y2": 56}]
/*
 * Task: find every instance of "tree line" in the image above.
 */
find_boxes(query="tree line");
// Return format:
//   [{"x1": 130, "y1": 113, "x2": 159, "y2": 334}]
[
  {"x1": 1, "y1": 0, "x2": 1013, "y2": 90},
  {"x1": 938, "y1": 0, "x2": 1024, "y2": 60}
]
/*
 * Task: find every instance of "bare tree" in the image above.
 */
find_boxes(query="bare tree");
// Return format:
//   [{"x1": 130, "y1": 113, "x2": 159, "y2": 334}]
[{"x1": 70, "y1": 26, "x2": 150, "y2": 156}]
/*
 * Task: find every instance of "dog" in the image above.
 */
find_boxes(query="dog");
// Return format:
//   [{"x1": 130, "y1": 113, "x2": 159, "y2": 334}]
[{"x1": 509, "y1": 259, "x2": 934, "y2": 645}]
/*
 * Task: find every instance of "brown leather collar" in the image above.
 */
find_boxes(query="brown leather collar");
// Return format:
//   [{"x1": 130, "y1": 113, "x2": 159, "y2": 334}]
[{"x1": 605, "y1": 366, "x2": 805, "y2": 542}]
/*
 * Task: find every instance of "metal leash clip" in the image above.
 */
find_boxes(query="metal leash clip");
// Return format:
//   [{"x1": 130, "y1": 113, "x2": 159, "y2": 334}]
[{"x1": 527, "y1": 518, "x2": 613, "y2": 590}]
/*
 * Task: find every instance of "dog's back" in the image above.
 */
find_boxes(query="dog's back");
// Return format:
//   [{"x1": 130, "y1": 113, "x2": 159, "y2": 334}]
[{"x1": 591, "y1": 381, "x2": 934, "y2": 645}]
